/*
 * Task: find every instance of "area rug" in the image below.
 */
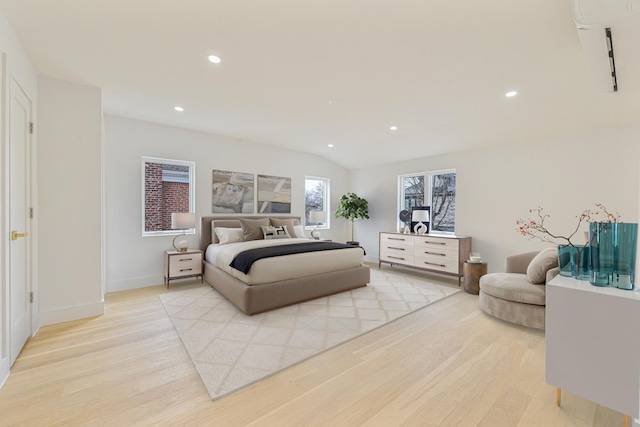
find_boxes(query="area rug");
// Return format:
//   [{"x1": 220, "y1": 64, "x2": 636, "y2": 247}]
[{"x1": 159, "y1": 268, "x2": 460, "y2": 400}]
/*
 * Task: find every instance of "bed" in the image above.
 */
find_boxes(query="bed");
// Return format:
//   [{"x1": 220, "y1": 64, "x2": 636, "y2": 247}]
[{"x1": 199, "y1": 215, "x2": 371, "y2": 315}]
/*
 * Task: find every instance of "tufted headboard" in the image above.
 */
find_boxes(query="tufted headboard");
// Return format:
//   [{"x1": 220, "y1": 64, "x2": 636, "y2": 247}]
[{"x1": 199, "y1": 215, "x2": 302, "y2": 251}]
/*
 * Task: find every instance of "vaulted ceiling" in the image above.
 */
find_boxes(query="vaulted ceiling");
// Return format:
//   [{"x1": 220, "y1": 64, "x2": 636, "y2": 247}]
[{"x1": 1, "y1": 0, "x2": 638, "y2": 169}]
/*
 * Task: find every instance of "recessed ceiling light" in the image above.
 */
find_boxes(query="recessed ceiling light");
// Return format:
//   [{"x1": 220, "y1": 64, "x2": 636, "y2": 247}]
[
  {"x1": 174, "y1": 106, "x2": 184, "y2": 112},
  {"x1": 208, "y1": 54, "x2": 221, "y2": 64},
  {"x1": 328, "y1": 144, "x2": 334, "y2": 148},
  {"x1": 390, "y1": 126, "x2": 398, "y2": 130},
  {"x1": 328, "y1": 99, "x2": 340, "y2": 105},
  {"x1": 505, "y1": 91, "x2": 518, "y2": 97}
]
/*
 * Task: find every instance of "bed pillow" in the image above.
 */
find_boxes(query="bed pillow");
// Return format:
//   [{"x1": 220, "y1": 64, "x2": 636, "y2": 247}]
[
  {"x1": 527, "y1": 247, "x2": 559, "y2": 284},
  {"x1": 293, "y1": 225, "x2": 308, "y2": 239},
  {"x1": 214, "y1": 227, "x2": 243, "y2": 245},
  {"x1": 239, "y1": 218, "x2": 270, "y2": 241},
  {"x1": 269, "y1": 218, "x2": 299, "y2": 237},
  {"x1": 261, "y1": 225, "x2": 291, "y2": 239}
]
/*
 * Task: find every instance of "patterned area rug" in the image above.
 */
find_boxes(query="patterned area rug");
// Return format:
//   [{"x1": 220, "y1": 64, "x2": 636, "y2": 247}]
[{"x1": 159, "y1": 268, "x2": 460, "y2": 400}]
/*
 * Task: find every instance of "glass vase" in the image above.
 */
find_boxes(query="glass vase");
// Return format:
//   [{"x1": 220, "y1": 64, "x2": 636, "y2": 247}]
[
  {"x1": 612, "y1": 223, "x2": 637, "y2": 290},
  {"x1": 557, "y1": 245, "x2": 573, "y2": 277},
  {"x1": 589, "y1": 222, "x2": 615, "y2": 287},
  {"x1": 557, "y1": 244, "x2": 590, "y2": 280}
]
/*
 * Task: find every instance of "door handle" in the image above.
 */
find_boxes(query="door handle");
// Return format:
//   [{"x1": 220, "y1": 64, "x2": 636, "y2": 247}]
[{"x1": 11, "y1": 230, "x2": 27, "y2": 241}]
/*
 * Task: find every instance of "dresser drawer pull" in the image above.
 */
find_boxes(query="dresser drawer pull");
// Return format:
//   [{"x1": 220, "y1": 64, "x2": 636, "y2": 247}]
[
  {"x1": 388, "y1": 256, "x2": 405, "y2": 261},
  {"x1": 388, "y1": 246, "x2": 405, "y2": 251},
  {"x1": 424, "y1": 262, "x2": 446, "y2": 268},
  {"x1": 388, "y1": 237, "x2": 406, "y2": 241},
  {"x1": 423, "y1": 251, "x2": 446, "y2": 256},
  {"x1": 423, "y1": 240, "x2": 446, "y2": 245},
  {"x1": 179, "y1": 258, "x2": 193, "y2": 261},
  {"x1": 179, "y1": 268, "x2": 193, "y2": 272}
]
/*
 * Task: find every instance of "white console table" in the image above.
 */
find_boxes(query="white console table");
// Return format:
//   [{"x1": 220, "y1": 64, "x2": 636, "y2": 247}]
[{"x1": 546, "y1": 275, "x2": 640, "y2": 426}]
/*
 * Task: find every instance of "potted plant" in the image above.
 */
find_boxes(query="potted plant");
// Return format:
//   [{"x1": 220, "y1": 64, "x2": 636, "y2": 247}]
[{"x1": 335, "y1": 192, "x2": 369, "y2": 245}]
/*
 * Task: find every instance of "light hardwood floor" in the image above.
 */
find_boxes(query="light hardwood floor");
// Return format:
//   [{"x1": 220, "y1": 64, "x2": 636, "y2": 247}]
[{"x1": 0, "y1": 267, "x2": 625, "y2": 427}]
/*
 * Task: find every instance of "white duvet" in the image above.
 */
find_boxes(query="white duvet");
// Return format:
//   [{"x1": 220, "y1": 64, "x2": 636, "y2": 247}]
[{"x1": 205, "y1": 238, "x2": 365, "y2": 285}]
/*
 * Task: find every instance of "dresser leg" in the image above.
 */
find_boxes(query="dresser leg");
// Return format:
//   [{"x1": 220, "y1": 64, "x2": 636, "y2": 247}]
[{"x1": 556, "y1": 388, "x2": 561, "y2": 406}]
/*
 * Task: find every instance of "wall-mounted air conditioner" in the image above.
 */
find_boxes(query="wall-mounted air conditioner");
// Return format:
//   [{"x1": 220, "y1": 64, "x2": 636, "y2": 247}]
[{"x1": 572, "y1": 0, "x2": 640, "y2": 92}]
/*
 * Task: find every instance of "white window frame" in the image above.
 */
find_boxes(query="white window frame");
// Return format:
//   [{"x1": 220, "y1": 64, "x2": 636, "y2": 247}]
[
  {"x1": 398, "y1": 168, "x2": 456, "y2": 235},
  {"x1": 142, "y1": 156, "x2": 196, "y2": 237},
  {"x1": 304, "y1": 176, "x2": 330, "y2": 229}
]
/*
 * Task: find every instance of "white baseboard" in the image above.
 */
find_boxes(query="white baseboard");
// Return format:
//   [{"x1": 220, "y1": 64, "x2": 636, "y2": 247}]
[
  {"x1": 39, "y1": 300, "x2": 104, "y2": 326},
  {"x1": 0, "y1": 356, "x2": 9, "y2": 390},
  {"x1": 106, "y1": 275, "x2": 164, "y2": 293}
]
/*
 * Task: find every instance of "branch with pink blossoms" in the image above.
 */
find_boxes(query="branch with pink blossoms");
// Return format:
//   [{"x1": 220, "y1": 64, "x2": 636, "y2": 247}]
[{"x1": 516, "y1": 204, "x2": 621, "y2": 247}]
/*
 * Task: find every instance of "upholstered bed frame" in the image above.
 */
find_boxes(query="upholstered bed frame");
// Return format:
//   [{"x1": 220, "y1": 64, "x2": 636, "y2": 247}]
[{"x1": 199, "y1": 215, "x2": 370, "y2": 315}]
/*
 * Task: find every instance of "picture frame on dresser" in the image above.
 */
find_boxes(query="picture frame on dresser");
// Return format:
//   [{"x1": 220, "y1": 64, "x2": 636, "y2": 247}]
[{"x1": 378, "y1": 231, "x2": 471, "y2": 285}]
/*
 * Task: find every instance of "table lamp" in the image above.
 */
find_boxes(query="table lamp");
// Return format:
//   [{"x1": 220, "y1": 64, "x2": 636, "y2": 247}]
[
  {"x1": 412, "y1": 209, "x2": 430, "y2": 235},
  {"x1": 171, "y1": 212, "x2": 196, "y2": 252},
  {"x1": 309, "y1": 211, "x2": 325, "y2": 240}
]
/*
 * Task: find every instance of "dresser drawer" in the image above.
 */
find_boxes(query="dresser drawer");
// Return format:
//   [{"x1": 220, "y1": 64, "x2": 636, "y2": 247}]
[
  {"x1": 380, "y1": 246, "x2": 415, "y2": 265},
  {"x1": 380, "y1": 233, "x2": 415, "y2": 248},
  {"x1": 414, "y1": 235, "x2": 459, "y2": 251},
  {"x1": 168, "y1": 252, "x2": 203, "y2": 277},
  {"x1": 414, "y1": 254, "x2": 459, "y2": 274}
]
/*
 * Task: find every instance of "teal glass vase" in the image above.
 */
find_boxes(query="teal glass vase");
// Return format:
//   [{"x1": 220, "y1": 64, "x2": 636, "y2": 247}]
[
  {"x1": 612, "y1": 223, "x2": 637, "y2": 290},
  {"x1": 557, "y1": 245, "x2": 573, "y2": 277},
  {"x1": 589, "y1": 222, "x2": 615, "y2": 287},
  {"x1": 557, "y1": 244, "x2": 590, "y2": 280}
]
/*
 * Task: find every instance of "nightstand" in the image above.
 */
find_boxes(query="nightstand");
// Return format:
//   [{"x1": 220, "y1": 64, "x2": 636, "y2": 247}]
[{"x1": 164, "y1": 249, "x2": 204, "y2": 287}]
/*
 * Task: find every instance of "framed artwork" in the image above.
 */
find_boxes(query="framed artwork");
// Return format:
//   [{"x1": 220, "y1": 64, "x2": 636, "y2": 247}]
[
  {"x1": 257, "y1": 174, "x2": 291, "y2": 213},
  {"x1": 212, "y1": 170, "x2": 254, "y2": 213}
]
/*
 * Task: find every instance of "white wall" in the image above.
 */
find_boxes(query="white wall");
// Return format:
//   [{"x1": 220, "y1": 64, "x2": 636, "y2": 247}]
[
  {"x1": 351, "y1": 123, "x2": 640, "y2": 275},
  {"x1": 104, "y1": 115, "x2": 351, "y2": 292},
  {"x1": 0, "y1": 8, "x2": 38, "y2": 386},
  {"x1": 37, "y1": 76, "x2": 104, "y2": 325}
]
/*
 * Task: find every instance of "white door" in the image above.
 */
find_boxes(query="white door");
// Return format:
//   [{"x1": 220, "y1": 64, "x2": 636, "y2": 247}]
[{"x1": 9, "y1": 78, "x2": 32, "y2": 365}]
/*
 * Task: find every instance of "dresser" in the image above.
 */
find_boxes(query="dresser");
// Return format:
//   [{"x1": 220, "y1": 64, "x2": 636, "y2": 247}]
[{"x1": 379, "y1": 232, "x2": 471, "y2": 285}]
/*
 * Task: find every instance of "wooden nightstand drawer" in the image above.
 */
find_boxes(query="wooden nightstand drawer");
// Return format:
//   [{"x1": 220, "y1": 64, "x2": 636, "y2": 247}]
[
  {"x1": 165, "y1": 250, "x2": 204, "y2": 287},
  {"x1": 169, "y1": 255, "x2": 201, "y2": 277}
]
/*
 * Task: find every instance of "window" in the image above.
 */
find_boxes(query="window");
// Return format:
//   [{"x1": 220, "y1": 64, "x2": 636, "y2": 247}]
[
  {"x1": 305, "y1": 176, "x2": 329, "y2": 228},
  {"x1": 142, "y1": 156, "x2": 195, "y2": 236},
  {"x1": 399, "y1": 169, "x2": 456, "y2": 233}
]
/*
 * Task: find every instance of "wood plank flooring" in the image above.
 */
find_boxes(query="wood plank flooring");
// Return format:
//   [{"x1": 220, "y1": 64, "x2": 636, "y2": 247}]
[{"x1": 0, "y1": 267, "x2": 625, "y2": 426}]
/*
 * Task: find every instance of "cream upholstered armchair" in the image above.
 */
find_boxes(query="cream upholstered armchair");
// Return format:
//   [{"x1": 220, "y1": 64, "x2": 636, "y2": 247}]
[{"x1": 478, "y1": 248, "x2": 559, "y2": 330}]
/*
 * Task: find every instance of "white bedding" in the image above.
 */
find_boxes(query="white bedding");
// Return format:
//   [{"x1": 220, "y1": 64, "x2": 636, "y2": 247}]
[{"x1": 205, "y1": 238, "x2": 365, "y2": 285}]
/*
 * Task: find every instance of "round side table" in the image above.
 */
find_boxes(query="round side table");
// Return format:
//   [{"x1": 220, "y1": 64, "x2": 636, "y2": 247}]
[{"x1": 463, "y1": 261, "x2": 488, "y2": 295}]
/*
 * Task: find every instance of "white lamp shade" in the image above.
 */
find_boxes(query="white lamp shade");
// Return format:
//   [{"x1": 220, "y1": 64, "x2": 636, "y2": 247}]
[
  {"x1": 171, "y1": 212, "x2": 196, "y2": 230},
  {"x1": 309, "y1": 211, "x2": 325, "y2": 224},
  {"x1": 412, "y1": 209, "x2": 430, "y2": 222}
]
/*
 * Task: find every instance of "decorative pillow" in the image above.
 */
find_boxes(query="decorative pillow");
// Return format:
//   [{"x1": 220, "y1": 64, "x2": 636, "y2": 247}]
[
  {"x1": 239, "y1": 218, "x2": 270, "y2": 241},
  {"x1": 527, "y1": 247, "x2": 559, "y2": 284},
  {"x1": 293, "y1": 225, "x2": 308, "y2": 239},
  {"x1": 269, "y1": 218, "x2": 299, "y2": 237},
  {"x1": 261, "y1": 225, "x2": 291, "y2": 239},
  {"x1": 214, "y1": 227, "x2": 243, "y2": 245}
]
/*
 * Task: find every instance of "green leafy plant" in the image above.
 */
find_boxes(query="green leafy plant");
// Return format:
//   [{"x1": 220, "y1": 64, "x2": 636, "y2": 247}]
[{"x1": 335, "y1": 192, "x2": 370, "y2": 243}]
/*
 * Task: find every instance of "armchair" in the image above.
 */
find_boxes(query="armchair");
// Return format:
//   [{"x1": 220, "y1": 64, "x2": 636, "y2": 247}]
[{"x1": 479, "y1": 248, "x2": 559, "y2": 329}]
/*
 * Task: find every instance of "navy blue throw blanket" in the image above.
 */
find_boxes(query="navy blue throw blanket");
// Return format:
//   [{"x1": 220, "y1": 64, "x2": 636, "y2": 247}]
[{"x1": 229, "y1": 241, "x2": 365, "y2": 274}]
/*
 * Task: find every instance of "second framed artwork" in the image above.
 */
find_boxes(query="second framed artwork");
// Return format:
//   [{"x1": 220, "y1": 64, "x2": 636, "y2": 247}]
[
  {"x1": 211, "y1": 171, "x2": 291, "y2": 214},
  {"x1": 257, "y1": 174, "x2": 291, "y2": 213}
]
